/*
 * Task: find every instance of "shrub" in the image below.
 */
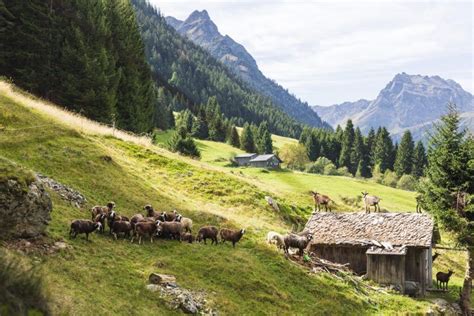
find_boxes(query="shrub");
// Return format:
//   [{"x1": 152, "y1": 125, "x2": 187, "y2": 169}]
[
  {"x1": 397, "y1": 174, "x2": 417, "y2": 191},
  {"x1": 305, "y1": 157, "x2": 332, "y2": 174},
  {"x1": 323, "y1": 163, "x2": 338, "y2": 175},
  {"x1": 371, "y1": 163, "x2": 383, "y2": 184},
  {"x1": 166, "y1": 127, "x2": 201, "y2": 158},
  {"x1": 336, "y1": 166, "x2": 352, "y2": 177},
  {"x1": 382, "y1": 170, "x2": 398, "y2": 188},
  {"x1": 279, "y1": 143, "x2": 309, "y2": 170}
]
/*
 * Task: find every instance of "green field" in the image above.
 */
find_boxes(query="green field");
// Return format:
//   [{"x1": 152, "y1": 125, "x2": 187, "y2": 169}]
[{"x1": 0, "y1": 82, "x2": 470, "y2": 314}]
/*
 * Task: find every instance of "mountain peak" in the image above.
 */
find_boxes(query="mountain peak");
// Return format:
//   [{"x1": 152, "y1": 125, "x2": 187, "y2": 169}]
[{"x1": 187, "y1": 10, "x2": 210, "y2": 22}]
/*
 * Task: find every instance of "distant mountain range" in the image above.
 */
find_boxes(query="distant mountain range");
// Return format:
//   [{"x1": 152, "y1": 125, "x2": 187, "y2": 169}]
[
  {"x1": 312, "y1": 73, "x2": 474, "y2": 141},
  {"x1": 165, "y1": 10, "x2": 331, "y2": 130}
]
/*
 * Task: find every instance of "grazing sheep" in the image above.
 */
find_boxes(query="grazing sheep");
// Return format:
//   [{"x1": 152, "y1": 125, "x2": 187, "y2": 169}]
[
  {"x1": 196, "y1": 226, "x2": 219, "y2": 245},
  {"x1": 436, "y1": 270, "x2": 454, "y2": 290},
  {"x1": 69, "y1": 220, "x2": 102, "y2": 240},
  {"x1": 220, "y1": 228, "x2": 245, "y2": 248},
  {"x1": 111, "y1": 221, "x2": 133, "y2": 240},
  {"x1": 107, "y1": 211, "x2": 129, "y2": 234},
  {"x1": 94, "y1": 213, "x2": 107, "y2": 233},
  {"x1": 283, "y1": 233, "x2": 313, "y2": 256},
  {"x1": 266, "y1": 231, "x2": 284, "y2": 250},
  {"x1": 181, "y1": 232, "x2": 194, "y2": 243},
  {"x1": 131, "y1": 221, "x2": 158, "y2": 245},
  {"x1": 156, "y1": 221, "x2": 183, "y2": 240},
  {"x1": 162, "y1": 210, "x2": 178, "y2": 222},
  {"x1": 130, "y1": 213, "x2": 145, "y2": 230},
  {"x1": 310, "y1": 191, "x2": 332, "y2": 212},
  {"x1": 362, "y1": 192, "x2": 381, "y2": 213},
  {"x1": 144, "y1": 204, "x2": 160, "y2": 218},
  {"x1": 175, "y1": 214, "x2": 193, "y2": 233}
]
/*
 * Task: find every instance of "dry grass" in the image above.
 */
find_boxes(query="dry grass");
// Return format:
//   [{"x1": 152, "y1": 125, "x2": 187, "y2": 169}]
[{"x1": 0, "y1": 81, "x2": 151, "y2": 147}]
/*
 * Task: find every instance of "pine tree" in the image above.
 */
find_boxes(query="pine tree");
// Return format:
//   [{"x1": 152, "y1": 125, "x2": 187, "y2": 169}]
[
  {"x1": 305, "y1": 132, "x2": 320, "y2": 161},
  {"x1": 228, "y1": 126, "x2": 240, "y2": 148},
  {"x1": 418, "y1": 104, "x2": 473, "y2": 313},
  {"x1": 240, "y1": 123, "x2": 256, "y2": 153},
  {"x1": 412, "y1": 141, "x2": 427, "y2": 178},
  {"x1": 365, "y1": 127, "x2": 376, "y2": 168},
  {"x1": 350, "y1": 128, "x2": 364, "y2": 175},
  {"x1": 338, "y1": 120, "x2": 355, "y2": 169},
  {"x1": 374, "y1": 127, "x2": 394, "y2": 172},
  {"x1": 394, "y1": 130, "x2": 415, "y2": 176}
]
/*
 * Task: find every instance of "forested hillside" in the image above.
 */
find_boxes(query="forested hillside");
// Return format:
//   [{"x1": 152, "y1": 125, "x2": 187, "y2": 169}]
[
  {"x1": 132, "y1": 0, "x2": 307, "y2": 138},
  {"x1": 0, "y1": 0, "x2": 173, "y2": 133}
]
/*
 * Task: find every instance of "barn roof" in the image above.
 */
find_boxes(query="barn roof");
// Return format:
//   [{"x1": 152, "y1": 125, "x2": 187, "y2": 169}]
[
  {"x1": 249, "y1": 154, "x2": 282, "y2": 162},
  {"x1": 305, "y1": 212, "x2": 433, "y2": 248},
  {"x1": 235, "y1": 153, "x2": 257, "y2": 159}
]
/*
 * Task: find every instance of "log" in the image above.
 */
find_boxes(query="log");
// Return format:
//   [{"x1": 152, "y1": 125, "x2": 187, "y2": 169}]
[{"x1": 149, "y1": 273, "x2": 176, "y2": 285}]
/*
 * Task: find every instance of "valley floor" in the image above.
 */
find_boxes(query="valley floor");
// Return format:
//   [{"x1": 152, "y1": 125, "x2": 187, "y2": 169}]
[{"x1": 0, "y1": 81, "x2": 470, "y2": 315}]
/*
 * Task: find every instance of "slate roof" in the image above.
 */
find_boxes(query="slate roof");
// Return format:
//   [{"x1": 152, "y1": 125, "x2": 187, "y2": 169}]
[
  {"x1": 305, "y1": 212, "x2": 434, "y2": 248},
  {"x1": 249, "y1": 154, "x2": 282, "y2": 162},
  {"x1": 234, "y1": 153, "x2": 257, "y2": 159}
]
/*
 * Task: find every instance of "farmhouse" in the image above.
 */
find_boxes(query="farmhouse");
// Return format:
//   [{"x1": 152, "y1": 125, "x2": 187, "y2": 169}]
[
  {"x1": 305, "y1": 212, "x2": 434, "y2": 296},
  {"x1": 234, "y1": 153, "x2": 257, "y2": 166},
  {"x1": 248, "y1": 154, "x2": 282, "y2": 168}
]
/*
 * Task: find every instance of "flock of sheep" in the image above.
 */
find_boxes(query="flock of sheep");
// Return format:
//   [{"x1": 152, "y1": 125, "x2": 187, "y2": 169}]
[{"x1": 69, "y1": 202, "x2": 245, "y2": 247}]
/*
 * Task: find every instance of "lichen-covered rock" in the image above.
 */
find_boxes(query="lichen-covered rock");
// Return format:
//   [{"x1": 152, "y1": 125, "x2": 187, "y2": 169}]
[{"x1": 0, "y1": 176, "x2": 52, "y2": 239}]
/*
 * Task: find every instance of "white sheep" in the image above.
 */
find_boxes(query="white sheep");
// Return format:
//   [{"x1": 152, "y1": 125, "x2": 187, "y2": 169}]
[
  {"x1": 266, "y1": 231, "x2": 285, "y2": 250},
  {"x1": 175, "y1": 214, "x2": 193, "y2": 233}
]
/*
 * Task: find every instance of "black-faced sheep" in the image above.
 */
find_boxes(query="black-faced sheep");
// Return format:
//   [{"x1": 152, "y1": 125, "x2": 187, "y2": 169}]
[
  {"x1": 69, "y1": 220, "x2": 102, "y2": 240},
  {"x1": 181, "y1": 232, "x2": 194, "y2": 243},
  {"x1": 156, "y1": 221, "x2": 183, "y2": 240},
  {"x1": 436, "y1": 270, "x2": 454, "y2": 290},
  {"x1": 111, "y1": 221, "x2": 133, "y2": 240},
  {"x1": 283, "y1": 233, "x2": 313, "y2": 256},
  {"x1": 266, "y1": 231, "x2": 284, "y2": 250},
  {"x1": 131, "y1": 221, "x2": 158, "y2": 245},
  {"x1": 196, "y1": 226, "x2": 219, "y2": 245},
  {"x1": 220, "y1": 228, "x2": 245, "y2": 248},
  {"x1": 175, "y1": 214, "x2": 193, "y2": 233}
]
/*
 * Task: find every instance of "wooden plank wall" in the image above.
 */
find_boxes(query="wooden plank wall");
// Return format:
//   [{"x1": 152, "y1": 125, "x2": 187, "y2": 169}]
[{"x1": 367, "y1": 254, "x2": 405, "y2": 293}]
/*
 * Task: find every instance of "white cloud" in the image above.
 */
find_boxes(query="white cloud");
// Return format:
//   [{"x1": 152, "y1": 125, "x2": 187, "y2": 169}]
[{"x1": 149, "y1": 0, "x2": 473, "y2": 105}]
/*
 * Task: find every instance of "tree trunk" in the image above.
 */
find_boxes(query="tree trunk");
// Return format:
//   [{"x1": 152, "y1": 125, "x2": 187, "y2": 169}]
[{"x1": 460, "y1": 246, "x2": 473, "y2": 315}]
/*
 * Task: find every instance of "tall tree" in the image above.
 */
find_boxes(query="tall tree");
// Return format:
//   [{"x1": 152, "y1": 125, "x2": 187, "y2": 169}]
[
  {"x1": 418, "y1": 104, "x2": 473, "y2": 314},
  {"x1": 350, "y1": 127, "x2": 365, "y2": 175},
  {"x1": 394, "y1": 130, "x2": 415, "y2": 176},
  {"x1": 366, "y1": 127, "x2": 376, "y2": 168},
  {"x1": 373, "y1": 127, "x2": 394, "y2": 172},
  {"x1": 305, "y1": 131, "x2": 320, "y2": 161},
  {"x1": 338, "y1": 120, "x2": 355, "y2": 169},
  {"x1": 256, "y1": 121, "x2": 273, "y2": 154},
  {"x1": 228, "y1": 125, "x2": 240, "y2": 148},
  {"x1": 412, "y1": 141, "x2": 427, "y2": 178},
  {"x1": 240, "y1": 123, "x2": 256, "y2": 153}
]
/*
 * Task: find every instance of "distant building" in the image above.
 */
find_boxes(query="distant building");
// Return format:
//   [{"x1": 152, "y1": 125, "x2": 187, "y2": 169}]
[
  {"x1": 305, "y1": 212, "x2": 434, "y2": 296},
  {"x1": 234, "y1": 153, "x2": 257, "y2": 166},
  {"x1": 249, "y1": 154, "x2": 282, "y2": 168},
  {"x1": 234, "y1": 153, "x2": 282, "y2": 168}
]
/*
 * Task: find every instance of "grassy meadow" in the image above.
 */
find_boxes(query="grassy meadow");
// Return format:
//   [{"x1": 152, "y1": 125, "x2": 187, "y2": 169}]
[{"x1": 0, "y1": 81, "x2": 470, "y2": 314}]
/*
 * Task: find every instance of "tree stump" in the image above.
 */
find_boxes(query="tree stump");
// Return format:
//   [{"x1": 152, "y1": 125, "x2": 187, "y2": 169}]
[{"x1": 149, "y1": 273, "x2": 176, "y2": 285}]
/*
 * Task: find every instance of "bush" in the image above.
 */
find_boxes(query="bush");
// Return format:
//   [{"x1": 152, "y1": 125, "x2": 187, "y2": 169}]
[
  {"x1": 279, "y1": 143, "x2": 309, "y2": 170},
  {"x1": 382, "y1": 170, "x2": 398, "y2": 187},
  {"x1": 323, "y1": 163, "x2": 338, "y2": 175},
  {"x1": 396, "y1": 174, "x2": 417, "y2": 191},
  {"x1": 305, "y1": 157, "x2": 332, "y2": 174},
  {"x1": 167, "y1": 127, "x2": 201, "y2": 158},
  {"x1": 371, "y1": 163, "x2": 383, "y2": 184},
  {"x1": 336, "y1": 166, "x2": 352, "y2": 177}
]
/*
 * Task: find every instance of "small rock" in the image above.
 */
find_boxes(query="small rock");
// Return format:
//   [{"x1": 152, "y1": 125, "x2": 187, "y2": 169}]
[
  {"x1": 145, "y1": 284, "x2": 161, "y2": 292},
  {"x1": 54, "y1": 241, "x2": 68, "y2": 249}
]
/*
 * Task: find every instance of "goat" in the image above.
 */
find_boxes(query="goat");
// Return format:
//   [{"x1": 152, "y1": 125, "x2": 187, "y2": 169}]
[
  {"x1": 436, "y1": 270, "x2": 454, "y2": 291},
  {"x1": 415, "y1": 195, "x2": 423, "y2": 213},
  {"x1": 362, "y1": 192, "x2": 381, "y2": 213},
  {"x1": 174, "y1": 214, "x2": 193, "y2": 233},
  {"x1": 131, "y1": 221, "x2": 157, "y2": 245},
  {"x1": 310, "y1": 191, "x2": 332, "y2": 212},
  {"x1": 283, "y1": 233, "x2": 313, "y2": 256},
  {"x1": 111, "y1": 221, "x2": 133, "y2": 240},
  {"x1": 156, "y1": 221, "x2": 183, "y2": 240},
  {"x1": 69, "y1": 220, "x2": 101, "y2": 240},
  {"x1": 196, "y1": 226, "x2": 219, "y2": 245},
  {"x1": 432, "y1": 252, "x2": 440, "y2": 262},
  {"x1": 220, "y1": 228, "x2": 245, "y2": 248},
  {"x1": 266, "y1": 231, "x2": 284, "y2": 250}
]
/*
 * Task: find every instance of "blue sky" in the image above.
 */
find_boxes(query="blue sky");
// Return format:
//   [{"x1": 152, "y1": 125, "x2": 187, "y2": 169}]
[{"x1": 149, "y1": 0, "x2": 473, "y2": 106}]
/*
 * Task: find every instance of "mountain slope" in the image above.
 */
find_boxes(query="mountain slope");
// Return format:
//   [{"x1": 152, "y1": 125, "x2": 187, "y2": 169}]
[
  {"x1": 132, "y1": 0, "x2": 309, "y2": 138},
  {"x1": 165, "y1": 10, "x2": 331, "y2": 130},
  {"x1": 313, "y1": 73, "x2": 474, "y2": 140},
  {"x1": 0, "y1": 80, "x2": 433, "y2": 314}
]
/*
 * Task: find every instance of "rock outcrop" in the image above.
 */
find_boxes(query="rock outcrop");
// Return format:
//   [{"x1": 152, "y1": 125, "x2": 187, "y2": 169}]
[{"x1": 0, "y1": 176, "x2": 52, "y2": 239}]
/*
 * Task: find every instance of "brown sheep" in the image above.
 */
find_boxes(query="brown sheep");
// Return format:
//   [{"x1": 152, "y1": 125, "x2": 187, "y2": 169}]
[
  {"x1": 111, "y1": 221, "x2": 133, "y2": 240},
  {"x1": 107, "y1": 211, "x2": 129, "y2": 234},
  {"x1": 436, "y1": 270, "x2": 454, "y2": 290},
  {"x1": 162, "y1": 210, "x2": 178, "y2": 222},
  {"x1": 220, "y1": 228, "x2": 245, "y2": 248},
  {"x1": 130, "y1": 213, "x2": 145, "y2": 230},
  {"x1": 156, "y1": 221, "x2": 183, "y2": 240},
  {"x1": 283, "y1": 233, "x2": 313, "y2": 256},
  {"x1": 181, "y1": 232, "x2": 194, "y2": 243},
  {"x1": 69, "y1": 220, "x2": 101, "y2": 240},
  {"x1": 131, "y1": 221, "x2": 158, "y2": 245},
  {"x1": 310, "y1": 191, "x2": 332, "y2": 212},
  {"x1": 196, "y1": 226, "x2": 219, "y2": 245},
  {"x1": 94, "y1": 213, "x2": 107, "y2": 233},
  {"x1": 90, "y1": 201, "x2": 115, "y2": 220}
]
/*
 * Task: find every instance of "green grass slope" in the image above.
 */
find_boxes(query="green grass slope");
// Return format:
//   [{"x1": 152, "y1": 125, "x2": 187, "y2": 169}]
[{"x1": 0, "y1": 81, "x2": 451, "y2": 314}]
